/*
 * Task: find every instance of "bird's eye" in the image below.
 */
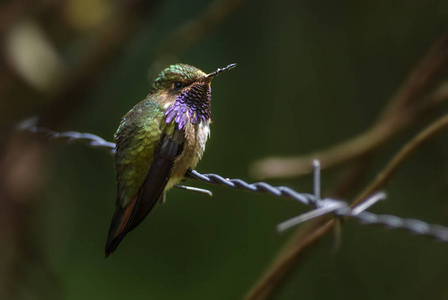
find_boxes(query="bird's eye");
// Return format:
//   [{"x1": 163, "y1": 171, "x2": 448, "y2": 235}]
[{"x1": 173, "y1": 82, "x2": 183, "y2": 89}]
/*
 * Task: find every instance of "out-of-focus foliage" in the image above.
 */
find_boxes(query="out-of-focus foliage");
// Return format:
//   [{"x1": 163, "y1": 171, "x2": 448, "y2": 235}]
[{"x1": 2, "y1": 0, "x2": 448, "y2": 299}]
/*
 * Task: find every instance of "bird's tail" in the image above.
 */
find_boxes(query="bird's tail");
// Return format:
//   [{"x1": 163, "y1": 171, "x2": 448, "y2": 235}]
[{"x1": 104, "y1": 195, "x2": 138, "y2": 257}]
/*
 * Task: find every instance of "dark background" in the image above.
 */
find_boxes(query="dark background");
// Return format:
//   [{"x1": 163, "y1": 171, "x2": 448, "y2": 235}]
[{"x1": 2, "y1": 0, "x2": 448, "y2": 299}]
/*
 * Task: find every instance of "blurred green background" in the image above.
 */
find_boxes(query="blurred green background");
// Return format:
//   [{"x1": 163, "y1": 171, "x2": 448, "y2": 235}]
[{"x1": 2, "y1": 0, "x2": 448, "y2": 299}]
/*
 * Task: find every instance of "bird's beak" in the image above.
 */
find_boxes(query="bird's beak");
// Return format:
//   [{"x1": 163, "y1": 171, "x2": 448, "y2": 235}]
[{"x1": 202, "y1": 63, "x2": 237, "y2": 83}]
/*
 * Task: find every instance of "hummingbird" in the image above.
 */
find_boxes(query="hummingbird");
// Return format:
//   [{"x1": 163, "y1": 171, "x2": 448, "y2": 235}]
[{"x1": 105, "y1": 63, "x2": 236, "y2": 257}]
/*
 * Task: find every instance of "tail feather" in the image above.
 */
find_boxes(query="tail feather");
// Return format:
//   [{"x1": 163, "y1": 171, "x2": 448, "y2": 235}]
[{"x1": 104, "y1": 196, "x2": 138, "y2": 257}]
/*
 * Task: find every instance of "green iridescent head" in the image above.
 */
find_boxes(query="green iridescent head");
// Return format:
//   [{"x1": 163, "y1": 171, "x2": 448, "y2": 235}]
[
  {"x1": 152, "y1": 64, "x2": 206, "y2": 92},
  {"x1": 152, "y1": 63, "x2": 237, "y2": 92}
]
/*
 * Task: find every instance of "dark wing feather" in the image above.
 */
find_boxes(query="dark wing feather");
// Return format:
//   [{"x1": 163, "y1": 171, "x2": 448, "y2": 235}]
[
  {"x1": 105, "y1": 132, "x2": 184, "y2": 256},
  {"x1": 129, "y1": 133, "x2": 183, "y2": 230}
]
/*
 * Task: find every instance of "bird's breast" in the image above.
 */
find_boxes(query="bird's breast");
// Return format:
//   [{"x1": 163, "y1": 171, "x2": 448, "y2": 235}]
[{"x1": 166, "y1": 120, "x2": 210, "y2": 189}]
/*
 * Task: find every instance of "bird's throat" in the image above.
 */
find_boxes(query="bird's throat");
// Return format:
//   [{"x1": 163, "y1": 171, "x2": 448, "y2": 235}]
[{"x1": 164, "y1": 84, "x2": 212, "y2": 130}]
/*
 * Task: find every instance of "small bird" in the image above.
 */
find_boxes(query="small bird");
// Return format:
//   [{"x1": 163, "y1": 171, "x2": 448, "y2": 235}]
[{"x1": 105, "y1": 63, "x2": 236, "y2": 257}]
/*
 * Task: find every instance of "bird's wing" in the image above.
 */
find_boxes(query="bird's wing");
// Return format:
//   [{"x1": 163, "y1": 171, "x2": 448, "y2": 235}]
[
  {"x1": 128, "y1": 128, "x2": 184, "y2": 231},
  {"x1": 105, "y1": 100, "x2": 184, "y2": 256}
]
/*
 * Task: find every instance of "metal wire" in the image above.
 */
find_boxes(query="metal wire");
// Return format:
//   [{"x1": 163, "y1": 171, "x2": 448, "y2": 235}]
[
  {"x1": 16, "y1": 117, "x2": 448, "y2": 242},
  {"x1": 17, "y1": 117, "x2": 116, "y2": 154}
]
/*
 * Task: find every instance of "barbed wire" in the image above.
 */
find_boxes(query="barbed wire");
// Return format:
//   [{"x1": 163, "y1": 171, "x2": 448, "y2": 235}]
[
  {"x1": 16, "y1": 117, "x2": 448, "y2": 242},
  {"x1": 17, "y1": 117, "x2": 117, "y2": 154}
]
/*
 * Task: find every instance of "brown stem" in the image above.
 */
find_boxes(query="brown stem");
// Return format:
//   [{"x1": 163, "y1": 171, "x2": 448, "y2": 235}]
[
  {"x1": 245, "y1": 112, "x2": 448, "y2": 300},
  {"x1": 249, "y1": 86, "x2": 447, "y2": 180},
  {"x1": 245, "y1": 219, "x2": 334, "y2": 300},
  {"x1": 245, "y1": 30, "x2": 448, "y2": 300},
  {"x1": 249, "y1": 117, "x2": 402, "y2": 179},
  {"x1": 351, "y1": 113, "x2": 448, "y2": 208},
  {"x1": 250, "y1": 31, "x2": 448, "y2": 180},
  {"x1": 380, "y1": 31, "x2": 448, "y2": 119}
]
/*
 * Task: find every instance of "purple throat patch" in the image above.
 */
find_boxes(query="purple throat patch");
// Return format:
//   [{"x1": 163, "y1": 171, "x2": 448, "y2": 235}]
[{"x1": 164, "y1": 84, "x2": 212, "y2": 130}]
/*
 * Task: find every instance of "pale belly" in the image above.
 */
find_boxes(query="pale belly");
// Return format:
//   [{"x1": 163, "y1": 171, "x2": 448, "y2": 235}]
[{"x1": 166, "y1": 121, "x2": 210, "y2": 190}]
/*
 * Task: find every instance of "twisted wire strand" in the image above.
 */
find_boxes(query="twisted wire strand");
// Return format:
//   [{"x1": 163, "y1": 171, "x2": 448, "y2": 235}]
[
  {"x1": 185, "y1": 170, "x2": 317, "y2": 206},
  {"x1": 350, "y1": 211, "x2": 448, "y2": 241},
  {"x1": 16, "y1": 117, "x2": 448, "y2": 242},
  {"x1": 17, "y1": 117, "x2": 116, "y2": 154}
]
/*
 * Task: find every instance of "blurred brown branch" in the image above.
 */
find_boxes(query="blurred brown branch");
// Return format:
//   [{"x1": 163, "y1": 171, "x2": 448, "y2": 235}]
[
  {"x1": 351, "y1": 112, "x2": 448, "y2": 208},
  {"x1": 246, "y1": 114, "x2": 448, "y2": 300},
  {"x1": 250, "y1": 31, "x2": 448, "y2": 180},
  {"x1": 245, "y1": 30, "x2": 448, "y2": 300}
]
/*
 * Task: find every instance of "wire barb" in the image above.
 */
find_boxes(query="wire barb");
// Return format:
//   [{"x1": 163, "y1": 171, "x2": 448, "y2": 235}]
[
  {"x1": 277, "y1": 163, "x2": 386, "y2": 232},
  {"x1": 173, "y1": 185, "x2": 213, "y2": 197},
  {"x1": 312, "y1": 159, "x2": 321, "y2": 205},
  {"x1": 16, "y1": 118, "x2": 448, "y2": 243}
]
